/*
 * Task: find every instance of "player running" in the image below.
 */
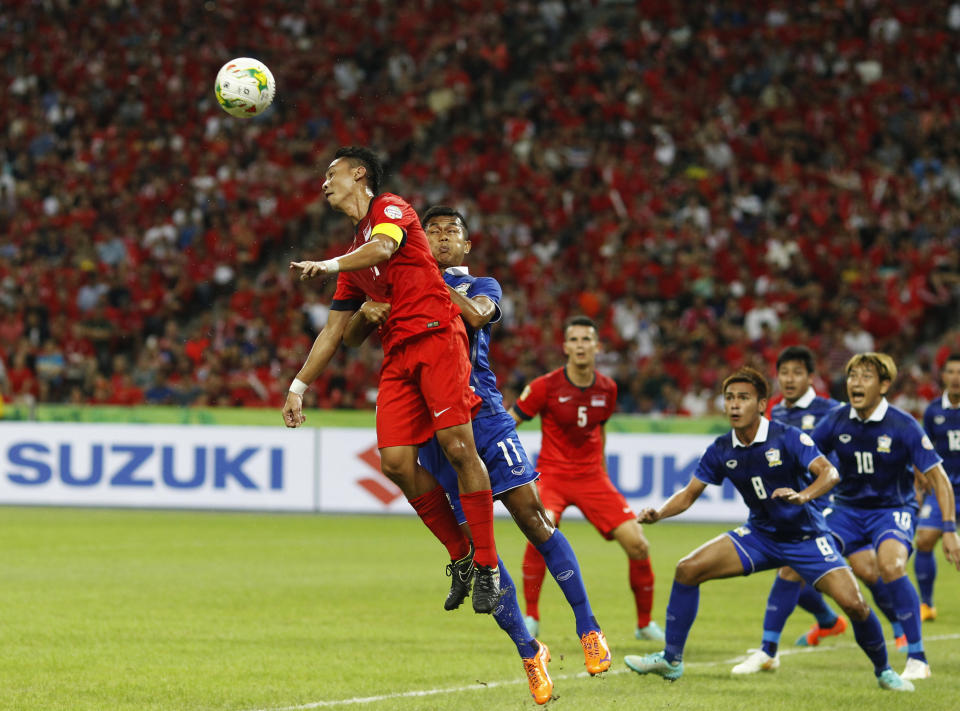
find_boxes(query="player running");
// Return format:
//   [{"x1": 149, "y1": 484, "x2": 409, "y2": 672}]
[
  {"x1": 624, "y1": 367, "x2": 915, "y2": 692},
  {"x1": 808, "y1": 353, "x2": 960, "y2": 681},
  {"x1": 508, "y1": 316, "x2": 664, "y2": 644},
  {"x1": 283, "y1": 147, "x2": 500, "y2": 612},
  {"x1": 915, "y1": 353, "x2": 960, "y2": 622},
  {"x1": 344, "y1": 206, "x2": 611, "y2": 703}
]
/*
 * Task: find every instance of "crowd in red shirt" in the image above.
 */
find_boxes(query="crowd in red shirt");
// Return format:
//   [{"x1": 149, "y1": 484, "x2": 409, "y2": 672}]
[{"x1": 1, "y1": 1, "x2": 959, "y2": 416}]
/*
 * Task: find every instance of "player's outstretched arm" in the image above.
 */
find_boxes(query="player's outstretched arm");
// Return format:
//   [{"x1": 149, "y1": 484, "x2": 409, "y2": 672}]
[
  {"x1": 342, "y1": 301, "x2": 391, "y2": 347},
  {"x1": 771, "y1": 455, "x2": 839, "y2": 505},
  {"x1": 639, "y1": 478, "x2": 707, "y2": 524},
  {"x1": 447, "y1": 287, "x2": 496, "y2": 329},
  {"x1": 924, "y1": 463, "x2": 960, "y2": 569},
  {"x1": 282, "y1": 309, "x2": 353, "y2": 428},
  {"x1": 290, "y1": 235, "x2": 399, "y2": 279}
]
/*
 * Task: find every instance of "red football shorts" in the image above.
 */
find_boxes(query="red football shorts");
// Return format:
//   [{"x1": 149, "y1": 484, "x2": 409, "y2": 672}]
[
  {"x1": 537, "y1": 469, "x2": 635, "y2": 540},
  {"x1": 375, "y1": 321, "x2": 481, "y2": 449}
]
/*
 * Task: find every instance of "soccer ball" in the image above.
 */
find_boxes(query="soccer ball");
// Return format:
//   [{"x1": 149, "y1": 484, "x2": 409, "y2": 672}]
[{"x1": 214, "y1": 57, "x2": 276, "y2": 118}]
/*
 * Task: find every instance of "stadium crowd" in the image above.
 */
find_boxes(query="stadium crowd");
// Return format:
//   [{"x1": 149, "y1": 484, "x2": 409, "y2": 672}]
[{"x1": 2, "y1": 0, "x2": 960, "y2": 415}]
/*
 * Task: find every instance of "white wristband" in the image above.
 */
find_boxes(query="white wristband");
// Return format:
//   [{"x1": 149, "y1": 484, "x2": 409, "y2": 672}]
[
  {"x1": 289, "y1": 378, "x2": 309, "y2": 396},
  {"x1": 320, "y1": 258, "x2": 341, "y2": 274}
]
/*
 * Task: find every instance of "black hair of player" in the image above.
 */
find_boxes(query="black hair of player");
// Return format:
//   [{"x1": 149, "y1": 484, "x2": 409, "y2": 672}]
[
  {"x1": 722, "y1": 366, "x2": 770, "y2": 401},
  {"x1": 334, "y1": 146, "x2": 384, "y2": 195},
  {"x1": 776, "y1": 345, "x2": 816, "y2": 374},
  {"x1": 945, "y1": 353, "x2": 960, "y2": 367},
  {"x1": 422, "y1": 205, "x2": 469, "y2": 234},
  {"x1": 564, "y1": 315, "x2": 597, "y2": 336}
]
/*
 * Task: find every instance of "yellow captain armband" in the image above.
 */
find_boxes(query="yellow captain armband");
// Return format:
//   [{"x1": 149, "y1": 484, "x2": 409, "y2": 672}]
[{"x1": 371, "y1": 222, "x2": 404, "y2": 245}]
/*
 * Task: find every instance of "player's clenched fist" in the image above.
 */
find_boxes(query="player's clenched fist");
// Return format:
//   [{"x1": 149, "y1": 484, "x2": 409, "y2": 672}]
[
  {"x1": 637, "y1": 508, "x2": 660, "y2": 524},
  {"x1": 283, "y1": 391, "x2": 306, "y2": 428}
]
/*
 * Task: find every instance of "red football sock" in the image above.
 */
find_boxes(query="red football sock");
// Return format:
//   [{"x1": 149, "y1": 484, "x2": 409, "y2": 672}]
[
  {"x1": 409, "y1": 486, "x2": 470, "y2": 561},
  {"x1": 630, "y1": 557, "x2": 655, "y2": 628},
  {"x1": 522, "y1": 541, "x2": 547, "y2": 620},
  {"x1": 458, "y1": 489, "x2": 497, "y2": 568}
]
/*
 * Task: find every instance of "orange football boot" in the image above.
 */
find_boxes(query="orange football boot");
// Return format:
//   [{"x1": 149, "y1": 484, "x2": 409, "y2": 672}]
[
  {"x1": 523, "y1": 640, "x2": 553, "y2": 705},
  {"x1": 580, "y1": 629, "x2": 612, "y2": 675}
]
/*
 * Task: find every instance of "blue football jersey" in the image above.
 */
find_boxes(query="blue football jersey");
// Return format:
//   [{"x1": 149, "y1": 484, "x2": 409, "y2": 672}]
[
  {"x1": 443, "y1": 266, "x2": 503, "y2": 419},
  {"x1": 770, "y1": 388, "x2": 842, "y2": 431},
  {"x1": 812, "y1": 399, "x2": 942, "y2": 509},
  {"x1": 923, "y1": 394, "x2": 960, "y2": 489},
  {"x1": 695, "y1": 417, "x2": 829, "y2": 541}
]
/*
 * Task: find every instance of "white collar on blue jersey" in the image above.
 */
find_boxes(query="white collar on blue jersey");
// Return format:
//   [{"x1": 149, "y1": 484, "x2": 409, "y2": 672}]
[
  {"x1": 445, "y1": 266, "x2": 469, "y2": 276},
  {"x1": 732, "y1": 415, "x2": 770, "y2": 447},
  {"x1": 849, "y1": 397, "x2": 889, "y2": 422},
  {"x1": 942, "y1": 392, "x2": 960, "y2": 410},
  {"x1": 785, "y1": 386, "x2": 816, "y2": 409}
]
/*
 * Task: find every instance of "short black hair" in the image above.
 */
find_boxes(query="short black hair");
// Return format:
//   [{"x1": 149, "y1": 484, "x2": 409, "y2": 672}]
[
  {"x1": 722, "y1": 366, "x2": 770, "y2": 401},
  {"x1": 333, "y1": 146, "x2": 384, "y2": 194},
  {"x1": 776, "y1": 345, "x2": 816, "y2": 373},
  {"x1": 944, "y1": 353, "x2": 960, "y2": 367},
  {"x1": 422, "y1": 205, "x2": 469, "y2": 233},
  {"x1": 564, "y1": 315, "x2": 597, "y2": 334}
]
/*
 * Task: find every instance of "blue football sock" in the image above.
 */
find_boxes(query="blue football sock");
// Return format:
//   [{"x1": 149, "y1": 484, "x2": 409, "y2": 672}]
[
  {"x1": 536, "y1": 529, "x2": 597, "y2": 636},
  {"x1": 914, "y1": 550, "x2": 936, "y2": 607},
  {"x1": 663, "y1": 580, "x2": 699, "y2": 664},
  {"x1": 850, "y1": 610, "x2": 889, "y2": 675},
  {"x1": 492, "y1": 557, "x2": 538, "y2": 659},
  {"x1": 796, "y1": 584, "x2": 839, "y2": 627},
  {"x1": 886, "y1": 575, "x2": 926, "y2": 662},
  {"x1": 867, "y1": 579, "x2": 903, "y2": 638},
  {"x1": 761, "y1": 576, "x2": 803, "y2": 656}
]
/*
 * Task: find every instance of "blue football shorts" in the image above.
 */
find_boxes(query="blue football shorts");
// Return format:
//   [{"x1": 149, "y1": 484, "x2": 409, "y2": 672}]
[
  {"x1": 826, "y1": 503, "x2": 917, "y2": 557},
  {"x1": 418, "y1": 410, "x2": 538, "y2": 524},
  {"x1": 917, "y1": 487, "x2": 960, "y2": 530},
  {"x1": 725, "y1": 525, "x2": 848, "y2": 587}
]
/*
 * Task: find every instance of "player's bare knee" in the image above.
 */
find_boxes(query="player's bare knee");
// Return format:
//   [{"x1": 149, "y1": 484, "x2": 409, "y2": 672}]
[
  {"x1": 777, "y1": 567, "x2": 803, "y2": 583},
  {"x1": 836, "y1": 596, "x2": 870, "y2": 622},
  {"x1": 877, "y1": 560, "x2": 907, "y2": 583},
  {"x1": 674, "y1": 557, "x2": 702, "y2": 586},
  {"x1": 625, "y1": 541, "x2": 650, "y2": 559},
  {"x1": 440, "y1": 437, "x2": 472, "y2": 469}
]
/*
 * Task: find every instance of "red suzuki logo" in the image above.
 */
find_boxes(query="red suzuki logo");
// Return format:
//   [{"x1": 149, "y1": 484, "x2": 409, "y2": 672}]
[{"x1": 355, "y1": 444, "x2": 403, "y2": 505}]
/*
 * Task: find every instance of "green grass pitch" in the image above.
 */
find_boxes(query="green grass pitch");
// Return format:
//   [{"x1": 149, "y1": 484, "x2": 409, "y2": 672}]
[{"x1": 2, "y1": 507, "x2": 958, "y2": 710}]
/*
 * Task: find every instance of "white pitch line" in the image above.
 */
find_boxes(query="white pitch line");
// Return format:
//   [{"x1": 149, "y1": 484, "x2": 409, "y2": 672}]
[{"x1": 245, "y1": 633, "x2": 960, "y2": 711}]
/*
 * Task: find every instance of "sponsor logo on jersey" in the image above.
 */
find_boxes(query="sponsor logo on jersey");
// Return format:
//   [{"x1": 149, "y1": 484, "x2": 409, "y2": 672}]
[
  {"x1": 455, "y1": 283, "x2": 470, "y2": 295},
  {"x1": 519, "y1": 385, "x2": 531, "y2": 401},
  {"x1": 839, "y1": 434, "x2": 852, "y2": 443},
  {"x1": 726, "y1": 459, "x2": 738, "y2": 469},
  {"x1": 733, "y1": 525, "x2": 751, "y2": 537},
  {"x1": 362, "y1": 225, "x2": 372, "y2": 242},
  {"x1": 384, "y1": 204, "x2": 403, "y2": 220},
  {"x1": 591, "y1": 396, "x2": 606, "y2": 407},
  {"x1": 558, "y1": 395, "x2": 573, "y2": 403},
  {"x1": 511, "y1": 466, "x2": 526, "y2": 476},
  {"x1": 799, "y1": 433, "x2": 815, "y2": 447},
  {"x1": 935, "y1": 415, "x2": 946, "y2": 425},
  {"x1": 765, "y1": 448, "x2": 782, "y2": 466},
  {"x1": 877, "y1": 435, "x2": 892, "y2": 453},
  {"x1": 921, "y1": 435, "x2": 934, "y2": 450},
  {"x1": 801, "y1": 414, "x2": 816, "y2": 430}
]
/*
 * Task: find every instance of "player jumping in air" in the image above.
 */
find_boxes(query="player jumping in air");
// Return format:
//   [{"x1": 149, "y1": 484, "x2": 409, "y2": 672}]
[
  {"x1": 284, "y1": 147, "x2": 500, "y2": 612},
  {"x1": 624, "y1": 367, "x2": 915, "y2": 692},
  {"x1": 344, "y1": 207, "x2": 611, "y2": 703}
]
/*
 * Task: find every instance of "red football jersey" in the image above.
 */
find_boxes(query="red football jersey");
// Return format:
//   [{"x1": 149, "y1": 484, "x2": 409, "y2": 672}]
[
  {"x1": 332, "y1": 193, "x2": 459, "y2": 353},
  {"x1": 514, "y1": 367, "x2": 617, "y2": 475}
]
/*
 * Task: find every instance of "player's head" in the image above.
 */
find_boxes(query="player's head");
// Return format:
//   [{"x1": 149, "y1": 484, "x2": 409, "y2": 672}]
[
  {"x1": 942, "y1": 353, "x2": 960, "y2": 398},
  {"x1": 721, "y1": 367, "x2": 769, "y2": 429},
  {"x1": 563, "y1": 315, "x2": 599, "y2": 369},
  {"x1": 324, "y1": 146, "x2": 384, "y2": 209},
  {"x1": 776, "y1": 345, "x2": 816, "y2": 405},
  {"x1": 423, "y1": 206, "x2": 469, "y2": 269},
  {"x1": 845, "y1": 352, "x2": 897, "y2": 412}
]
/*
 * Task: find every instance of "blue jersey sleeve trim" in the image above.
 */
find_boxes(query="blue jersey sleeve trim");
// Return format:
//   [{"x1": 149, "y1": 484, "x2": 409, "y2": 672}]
[{"x1": 331, "y1": 298, "x2": 364, "y2": 311}]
